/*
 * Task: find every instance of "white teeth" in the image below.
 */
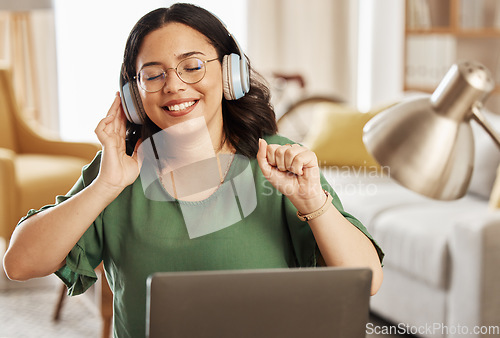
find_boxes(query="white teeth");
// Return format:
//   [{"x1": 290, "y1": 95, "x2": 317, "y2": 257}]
[{"x1": 167, "y1": 101, "x2": 195, "y2": 111}]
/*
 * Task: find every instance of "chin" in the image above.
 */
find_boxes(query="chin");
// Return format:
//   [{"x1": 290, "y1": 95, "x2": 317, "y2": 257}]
[{"x1": 162, "y1": 116, "x2": 208, "y2": 136}]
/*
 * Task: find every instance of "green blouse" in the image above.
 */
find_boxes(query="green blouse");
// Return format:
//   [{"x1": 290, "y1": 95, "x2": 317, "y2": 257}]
[{"x1": 19, "y1": 134, "x2": 383, "y2": 338}]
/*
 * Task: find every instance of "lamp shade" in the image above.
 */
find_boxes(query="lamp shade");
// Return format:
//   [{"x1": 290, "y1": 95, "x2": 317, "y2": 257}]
[{"x1": 363, "y1": 61, "x2": 495, "y2": 200}]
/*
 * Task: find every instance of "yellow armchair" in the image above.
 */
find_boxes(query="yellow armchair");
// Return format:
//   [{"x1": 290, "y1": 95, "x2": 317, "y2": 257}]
[{"x1": 0, "y1": 64, "x2": 101, "y2": 242}]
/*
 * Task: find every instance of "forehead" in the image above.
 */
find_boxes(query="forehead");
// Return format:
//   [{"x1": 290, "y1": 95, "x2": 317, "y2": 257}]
[{"x1": 137, "y1": 22, "x2": 216, "y2": 66}]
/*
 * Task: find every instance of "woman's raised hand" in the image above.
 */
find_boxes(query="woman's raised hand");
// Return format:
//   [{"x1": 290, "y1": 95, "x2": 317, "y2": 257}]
[
  {"x1": 94, "y1": 93, "x2": 142, "y2": 191},
  {"x1": 256, "y1": 138, "x2": 326, "y2": 214}
]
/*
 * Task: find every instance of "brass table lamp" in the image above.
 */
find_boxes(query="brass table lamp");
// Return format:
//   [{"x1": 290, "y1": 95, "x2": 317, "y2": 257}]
[{"x1": 363, "y1": 61, "x2": 500, "y2": 200}]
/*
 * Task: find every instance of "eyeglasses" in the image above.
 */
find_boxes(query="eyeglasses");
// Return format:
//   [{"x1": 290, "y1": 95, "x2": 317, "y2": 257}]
[{"x1": 136, "y1": 57, "x2": 219, "y2": 93}]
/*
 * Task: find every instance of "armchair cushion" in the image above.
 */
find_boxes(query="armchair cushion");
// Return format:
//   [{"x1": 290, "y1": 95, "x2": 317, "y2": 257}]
[{"x1": 16, "y1": 154, "x2": 90, "y2": 216}]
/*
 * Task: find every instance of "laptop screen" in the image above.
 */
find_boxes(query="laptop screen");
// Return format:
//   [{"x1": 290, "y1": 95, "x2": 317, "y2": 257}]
[{"x1": 146, "y1": 267, "x2": 372, "y2": 338}]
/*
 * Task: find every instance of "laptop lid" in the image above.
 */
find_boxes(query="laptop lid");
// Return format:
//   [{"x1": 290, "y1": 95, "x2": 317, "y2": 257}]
[{"x1": 146, "y1": 267, "x2": 372, "y2": 338}]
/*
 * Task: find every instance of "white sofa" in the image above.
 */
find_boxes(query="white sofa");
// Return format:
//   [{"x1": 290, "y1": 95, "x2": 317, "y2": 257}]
[
  {"x1": 317, "y1": 107, "x2": 500, "y2": 338},
  {"x1": 323, "y1": 167, "x2": 500, "y2": 338}
]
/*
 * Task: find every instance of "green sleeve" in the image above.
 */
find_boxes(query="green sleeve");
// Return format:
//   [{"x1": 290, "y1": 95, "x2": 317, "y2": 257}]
[{"x1": 18, "y1": 151, "x2": 105, "y2": 295}]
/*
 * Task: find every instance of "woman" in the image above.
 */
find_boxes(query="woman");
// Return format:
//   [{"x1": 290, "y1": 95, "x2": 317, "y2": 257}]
[{"x1": 3, "y1": 3, "x2": 383, "y2": 338}]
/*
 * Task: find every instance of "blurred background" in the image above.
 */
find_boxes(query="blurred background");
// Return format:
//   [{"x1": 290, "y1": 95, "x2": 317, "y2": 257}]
[
  {"x1": 0, "y1": 0, "x2": 405, "y2": 142},
  {"x1": 2, "y1": 1, "x2": 500, "y2": 337}
]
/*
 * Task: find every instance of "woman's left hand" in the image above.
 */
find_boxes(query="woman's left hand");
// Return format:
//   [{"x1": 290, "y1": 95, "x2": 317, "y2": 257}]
[
  {"x1": 257, "y1": 138, "x2": 383, "y2": 294},
  {"x1": 256, "y1": 138, "x2": 326, "y2": 213}
]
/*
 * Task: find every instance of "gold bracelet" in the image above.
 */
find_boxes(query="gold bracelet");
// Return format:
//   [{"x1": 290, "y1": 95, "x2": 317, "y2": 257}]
[{"x1": 296, "y1": 190, "x2": 333, "y2": 222}]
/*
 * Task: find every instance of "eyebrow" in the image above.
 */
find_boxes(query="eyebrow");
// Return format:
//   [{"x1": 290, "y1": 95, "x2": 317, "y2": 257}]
[
  {"x1": 177, "y1": 51, "x2": 206, "y2": 59},
  {"x1": 140, "y1": 51, "x2": 208, "y2": 69}
]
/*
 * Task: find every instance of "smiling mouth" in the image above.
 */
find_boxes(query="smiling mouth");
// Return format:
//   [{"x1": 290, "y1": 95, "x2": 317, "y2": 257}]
[{"x1": 163, "y1": 101, "x2": 197, "y2": 112}]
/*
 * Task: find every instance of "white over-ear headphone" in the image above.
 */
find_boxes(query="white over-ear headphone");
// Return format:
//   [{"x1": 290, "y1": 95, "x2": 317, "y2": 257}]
[
  {"x1": 120, "y1": 17, "x2": 250, "y2": 125},
  {"x1": 120, "y1": 68, "x2": 147, "y2": 125},
  {"x1": 221, "y1": 31, "x2": 250, "y2": 101}
]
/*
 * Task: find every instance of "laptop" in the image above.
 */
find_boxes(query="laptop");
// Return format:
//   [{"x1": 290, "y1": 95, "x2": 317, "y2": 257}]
[{"x1": 146, "y1": 267, "x2": 372, "y2": 338}]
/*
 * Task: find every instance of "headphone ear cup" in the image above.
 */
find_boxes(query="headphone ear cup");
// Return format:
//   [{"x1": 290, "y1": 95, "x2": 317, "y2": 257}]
[
  {"x1": 120, "y1": 80, "x2": 146, "y2": 125},
  {"x1": 240, "y1": 55, "x2": 250, "y2": 94},
  {"x1": 222, "y1": 53, "x2": 247, "y2": 100},
  {"x1": 222, "y1": 54, "x2": 234, "y2": 100}
]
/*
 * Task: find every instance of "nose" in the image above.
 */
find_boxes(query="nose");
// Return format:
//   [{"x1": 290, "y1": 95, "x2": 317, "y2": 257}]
[{"x1": 163, "y1": 68, "x2": 186, "y2": 93}]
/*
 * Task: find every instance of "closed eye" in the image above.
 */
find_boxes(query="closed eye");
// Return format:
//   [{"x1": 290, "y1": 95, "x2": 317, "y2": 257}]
[
  {"x1": 146, "y1": 73, "x2": 165, "y2": 81},
  {"x1": 183, "y1": 66, "x2": 202, "y2": 72}
]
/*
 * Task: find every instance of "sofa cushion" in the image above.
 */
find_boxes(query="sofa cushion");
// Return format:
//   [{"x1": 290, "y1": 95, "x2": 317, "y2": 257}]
[
  {"x1": 321, "y1": 167, "x2": 425, "y2": 227},
  {"x1": 469, "y1": 110, "x2": 500, "y2": 200},
  {"x1": 370, "y1": 196, "x2": 488, "y2": 289},
  {"x1": 370, "y1": 266, "x2": 447, "y2": 335},
  {"x1": 321, "y1": 168, "x2": 489, "y2": 290}
]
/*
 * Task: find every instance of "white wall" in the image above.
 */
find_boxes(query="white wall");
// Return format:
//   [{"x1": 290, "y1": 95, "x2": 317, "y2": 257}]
[
  {"x1": 247, "y1": 0, "x2": 405, "y2": 113},
  {"x1": 357, "y1": 0, "x2": 405, "y2": 111},
  {"x1": 54, "y1": 0, "x2": 247, "y2": 142},
  {"x1": 247, "y1": 0, "x2": 360, "y2": 108}
]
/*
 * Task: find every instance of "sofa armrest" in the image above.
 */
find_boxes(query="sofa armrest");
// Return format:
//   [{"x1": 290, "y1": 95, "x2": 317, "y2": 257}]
[
  {"x1": 0, "y1": 148, "x2": 18, "y2": 241},
  {"x1": 14, "y1": 112, "x2": 101, "y2": 161},
  {"x1": 448, "y1": 212, "x2": 500, "y2": 337}
]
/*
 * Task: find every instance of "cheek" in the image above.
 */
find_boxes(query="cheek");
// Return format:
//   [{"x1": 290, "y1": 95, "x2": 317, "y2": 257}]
[
  {"x1": 139, "y1": 92, "x2": 163, "y2": 124},
  {"x1": 205, "y1": 85, "x2": 223, "y2": 112},
  {"x1": 140, "y1": 92, "x2": 156, "y2": 111},
  {"x1": 200, "y1": 72, "x2": 224, "y2": 104}
]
